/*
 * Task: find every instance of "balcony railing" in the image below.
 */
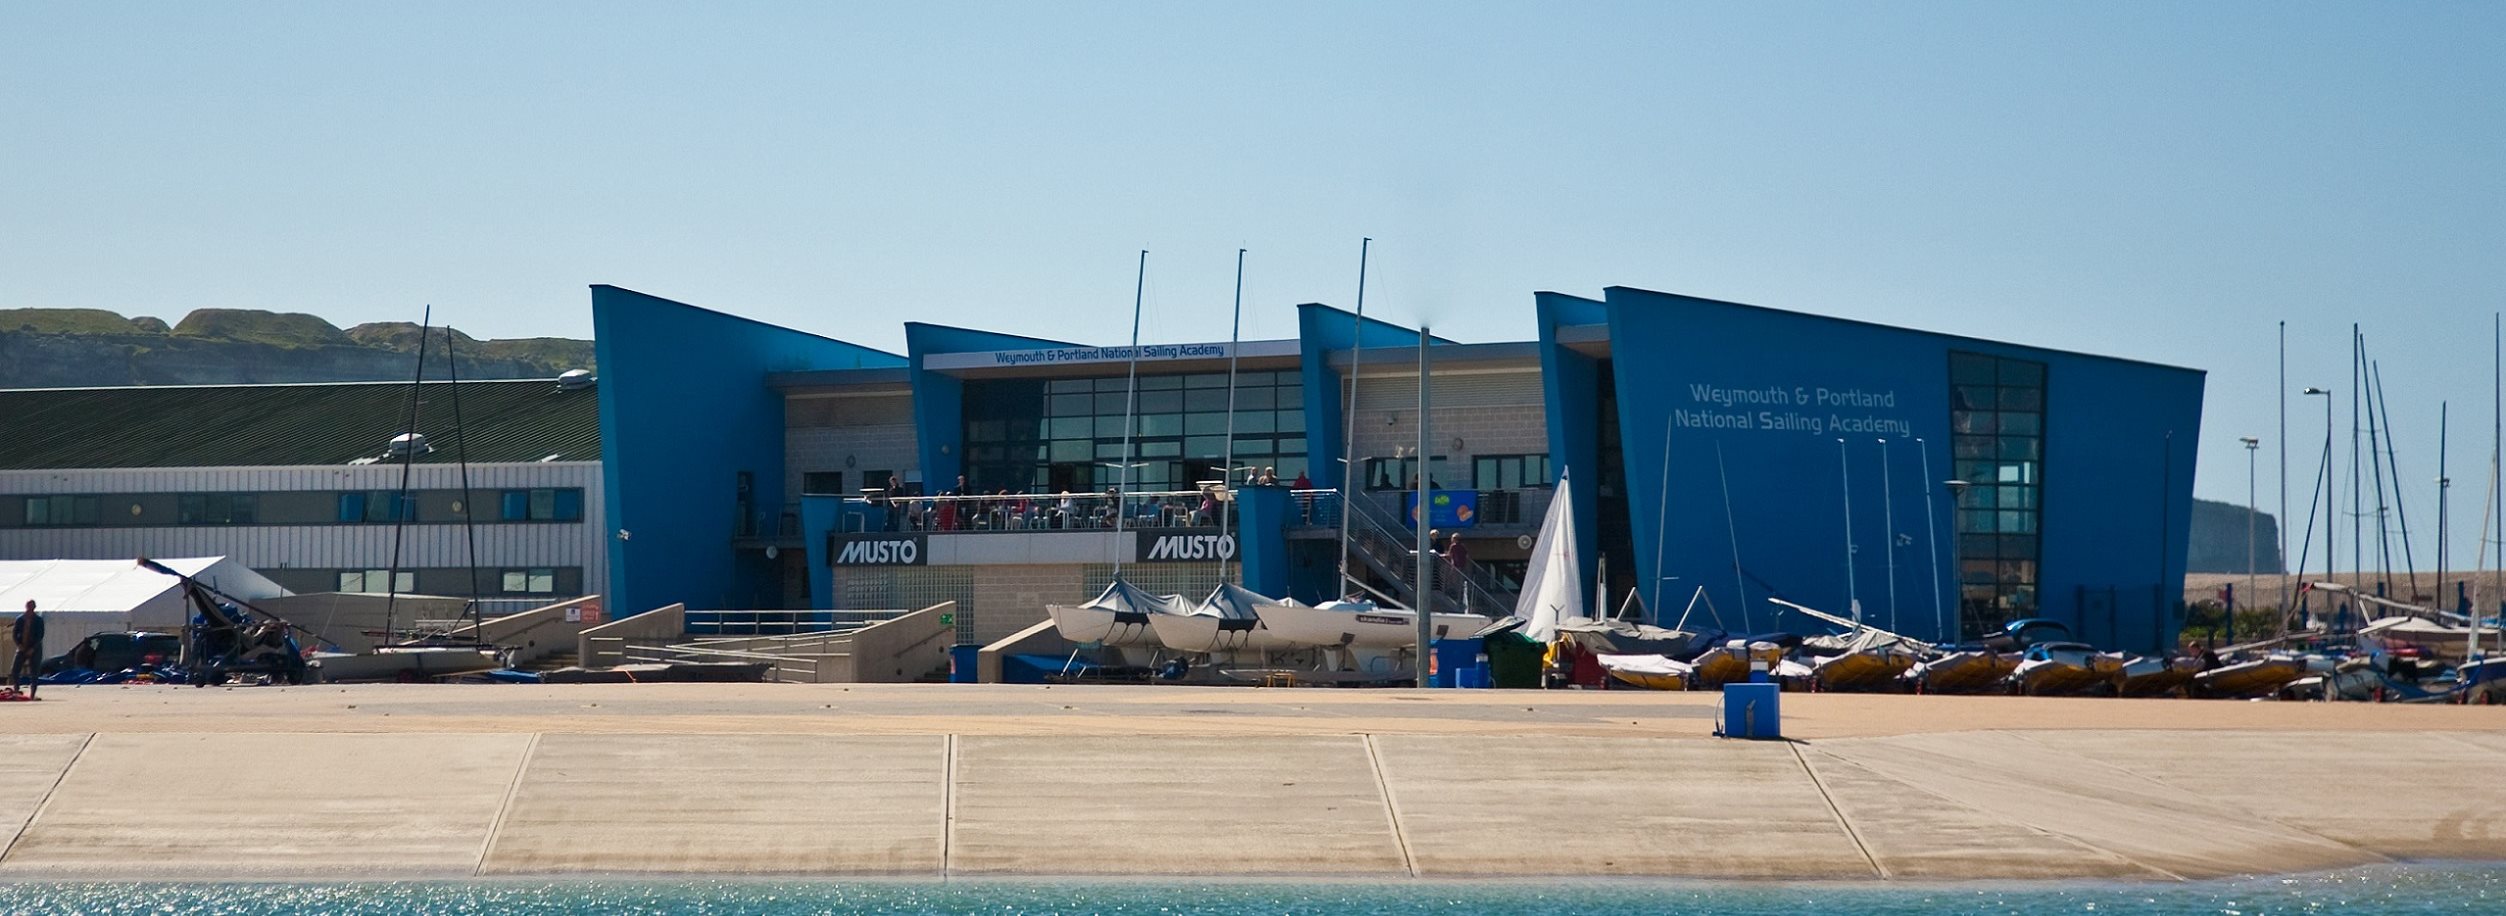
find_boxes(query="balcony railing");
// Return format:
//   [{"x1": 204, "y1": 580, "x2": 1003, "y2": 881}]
[{"x1": 841, "y1": 489, "x2": 1233, "y2": 533}]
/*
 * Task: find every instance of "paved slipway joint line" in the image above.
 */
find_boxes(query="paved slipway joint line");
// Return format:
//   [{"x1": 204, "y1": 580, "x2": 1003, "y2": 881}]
[
  {"x1": 1361, "y1": 734, "x2": 1419, "y2": 879},
  {"x1": 473, "y1": 732, "x2": 542, "y2": 877},
  {"x1": 941, "y1": 733, "x2": 957, "y2": 880},
  {"x1": 0, "y1": 733, "x2": 92, "y2": 866},
  {"x1": 1788, "y1": 742, "x2": 1885, "y2": 880}
]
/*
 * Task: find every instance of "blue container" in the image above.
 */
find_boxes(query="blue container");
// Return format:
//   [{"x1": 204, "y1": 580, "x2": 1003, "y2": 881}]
[
  {"x1": 1430, "y1": 638, "x2": 1486, "y2": 689},
  {"x1": 1719, "y1": 683, "x2": 1781, "y2": 739},
  {"x1": 948, "y1": 644, "x2": 982, "y2": 684}
]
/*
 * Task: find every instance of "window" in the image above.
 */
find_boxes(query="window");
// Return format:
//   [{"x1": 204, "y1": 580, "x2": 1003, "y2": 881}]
[
  {"x1": 963, "y1": 372, "x2": 1308, "y2": 494},
  {"x1": 22, "y1": 495, "x2": 101, "y2": 527},
  {"x1": 178, "y1": 493, "x2": 257, "y2": 525},
  {"x1": 801, "y1": 472, "x2": 845, "y2": 496},
  {"x1": 1363, "y1": 456, "x2": 1454, "y2": 491},
  {"x1": 337, "y1": 569, "x2": 415, "y2": 593},
  {"x1": 1948, "y1": 351, "x2": 2047, "y2": 637},
  {"x1": 339, "y1": 491, "x2": 413, "y2": 523},
  {"x1": 1471, "y1": 454, "x2": 1553, "y2": 490},
  {"x1": 501, "y1": 568, "x2": 556, "y2": 594},
  {"x1": 499, "y1": 488, "x2": 585, "y2": 521}
]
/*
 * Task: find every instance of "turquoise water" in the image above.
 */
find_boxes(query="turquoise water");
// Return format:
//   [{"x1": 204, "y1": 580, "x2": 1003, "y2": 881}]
[{"x1": 3, "y1": 864, "x2": 2500, "y2": 914}]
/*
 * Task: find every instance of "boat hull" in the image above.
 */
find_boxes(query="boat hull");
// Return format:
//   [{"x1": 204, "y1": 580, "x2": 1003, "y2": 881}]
[
  {"x1": 1046, "y1": 604, "x2": 1162, "y2": 648},
  {"x1": 1906, "y1": 651, "x2": 2017, "y2": 694},
  {"x1": 1253, "y1": 603, "x2": 1489, "y2": 650},
  {"x1": 1811, "y1": 651, "x2": 1914, "y2": 692},
  {"x1": 309, "y1": 647, "x2": 502, "y2": 683},
  {"x1": 1599, "y1": 654, "x2": 1691, "y2": 691},
  {"x1": 2193, "y1": 658, "x2": 2307, "y2": 698},
  {"x1": 1145, "y1": 611, "x2": 1292, "y2": 654},
  {"x1": 1689, "y1": 643, "x2": 1782, "y2": 689}
]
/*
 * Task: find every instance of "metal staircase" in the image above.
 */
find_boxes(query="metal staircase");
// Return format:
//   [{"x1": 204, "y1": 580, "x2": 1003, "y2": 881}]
[{"x1": 1334, "y1": 492, "x2": 1517, "y2": 618}]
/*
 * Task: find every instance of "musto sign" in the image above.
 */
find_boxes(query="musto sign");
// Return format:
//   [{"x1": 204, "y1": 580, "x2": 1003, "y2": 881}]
[
  {"x1": 829, "y1": 534, "x2": 927, "y2": 566},
  {"x1": 1137, "y1": 532, "x2": 1236, "y2": 562}
]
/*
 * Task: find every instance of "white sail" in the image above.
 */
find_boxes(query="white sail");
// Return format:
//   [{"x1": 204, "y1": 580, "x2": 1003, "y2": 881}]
[{"x1": 1514, "y1": 470, "x2": 1584, "y2": 642}]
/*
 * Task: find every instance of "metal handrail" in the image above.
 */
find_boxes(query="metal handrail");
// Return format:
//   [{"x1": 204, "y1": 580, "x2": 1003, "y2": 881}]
[{"x1": 846, "y1": 488, "x2": 1234, "y2": 533}]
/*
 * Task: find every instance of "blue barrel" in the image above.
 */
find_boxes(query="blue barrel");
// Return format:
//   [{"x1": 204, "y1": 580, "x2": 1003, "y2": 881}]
[
  {"x1": 1719, "y1": 682, "x2": 1781, "y2": 739},
  {"x1": 948, "y1": 644, "x2": 982, "y2": 684}
]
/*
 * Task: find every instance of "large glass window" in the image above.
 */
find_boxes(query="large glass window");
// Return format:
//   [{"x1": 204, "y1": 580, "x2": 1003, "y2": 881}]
[
  {"x1": 1471, "y1": 454, "x2": 1553, "y2": 490},
  {"x1": 498, "y1": 488, "x2": 585, "y2": 521},
  {"x1": 963, "y1": 371, "x2": 1308, "y2": 494},
  {"x1": 1949, "y1": 351, "x2": 2047, "y2": 636},
  {"x1": 22, "y1": 495, "x2": 101, "y2": 527},
  {"x1": 178, "y1": 493, "x2": 257, "y2": 525}
]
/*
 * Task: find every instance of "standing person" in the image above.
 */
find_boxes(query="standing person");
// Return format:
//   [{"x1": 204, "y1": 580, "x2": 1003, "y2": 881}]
[
  {"x1": 9, "y1": 601, "x2": 42, "y2": 698},
  {"x1": 1444, "y1": 532, "x2": 1472, "y2": 573}
]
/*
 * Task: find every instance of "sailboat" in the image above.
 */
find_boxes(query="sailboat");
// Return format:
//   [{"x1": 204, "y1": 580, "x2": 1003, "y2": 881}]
[
  {"x1": 1046, "y1": 579, "x2": 1188, "y2": 648},
  {"x1": 1147, "y1": 583, "x2": 1302, "y2": 654},
  {"x1": 1770, "y1": 597, "x2": 1927, "y2": 692}
]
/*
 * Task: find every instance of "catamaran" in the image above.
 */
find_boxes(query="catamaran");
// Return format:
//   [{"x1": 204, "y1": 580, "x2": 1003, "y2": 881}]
[
  {"x1": 1146, "y1": 582, "x2": 1301, "y2": 654},
  {"x1": 1046, "y1": 579, "x2": 1188, "y2": 648}
]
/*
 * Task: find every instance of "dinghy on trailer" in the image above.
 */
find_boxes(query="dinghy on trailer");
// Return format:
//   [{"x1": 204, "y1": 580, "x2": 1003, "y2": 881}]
[
  {"x1": 1047, "y1": 578, "x2": 1188, "y2": 648},
  {"x1": 1904, "y1": 650, "x2": 2019, "y2": 694},
  {"x1": 1148, "y1": 583, "x2": 1301, "y2": 654},
  {"x1": 1598, "y1": 653, "x2": 1693, "y2": 691},
  {"x1": 2011, "y1": 642, "x2": 2125, "y2": 696},
  {"x1": 1768, "y1": 597, "x2": 1930, "y2": 693},
  {"x1": 1253, "y1": 599, "x2": 1489, "y2": 650}
]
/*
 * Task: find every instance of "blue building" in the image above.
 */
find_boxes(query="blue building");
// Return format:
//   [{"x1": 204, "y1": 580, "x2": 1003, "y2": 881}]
[{"x1": 593, "y1": 283, "x2": 2204, "y2": 650}]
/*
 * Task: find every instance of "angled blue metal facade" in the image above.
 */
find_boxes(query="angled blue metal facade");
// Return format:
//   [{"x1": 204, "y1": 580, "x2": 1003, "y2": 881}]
[{"x1": 592, "y1": 285, "x2": 903, "y2": 615}]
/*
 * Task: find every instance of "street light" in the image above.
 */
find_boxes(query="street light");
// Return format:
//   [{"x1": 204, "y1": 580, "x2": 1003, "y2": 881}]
[
  {"x1": 2239, "y1": 436, "x2": 2259, "y2": 645},
  {"x1": 2301, "y1": 387, "x2": 2334, "y2": 628}
]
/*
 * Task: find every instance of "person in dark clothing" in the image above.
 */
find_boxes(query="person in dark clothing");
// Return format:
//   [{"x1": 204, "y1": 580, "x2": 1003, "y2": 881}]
[{"x1": 10, "y1": 600, "x2": 43, "y2": 697}]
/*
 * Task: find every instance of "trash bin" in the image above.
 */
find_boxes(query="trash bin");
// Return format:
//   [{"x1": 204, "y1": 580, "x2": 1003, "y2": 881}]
[
  {"x1": 948, "y1": 644, "x2": 982, "y2": 684},
  {"x1": 1431, "y1": 638, "x2": 1485, "y2": 688}
]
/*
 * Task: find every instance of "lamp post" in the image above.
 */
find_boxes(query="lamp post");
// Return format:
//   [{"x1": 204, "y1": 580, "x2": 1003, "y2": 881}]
[
  {"x1": 1944, "y1": 478, "x2": 1971, "y2": 639},
  {"x1": 2303, "y1": 387, "x2": 2334, "y2": 627},
  {"x1": 2240, "y1": 436, "x2": 2259, "y2": 645}
]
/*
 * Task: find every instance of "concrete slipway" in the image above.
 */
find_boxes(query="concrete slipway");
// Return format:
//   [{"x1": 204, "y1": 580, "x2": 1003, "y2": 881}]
[{"x1": 0, "y1": 684, "x2": 2499, "y2": 881}]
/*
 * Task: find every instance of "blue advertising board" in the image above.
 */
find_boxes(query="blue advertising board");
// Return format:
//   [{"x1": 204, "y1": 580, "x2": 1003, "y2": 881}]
[{"x1": 1404, "y1": 490, "x2": 1478, "y2": 528}]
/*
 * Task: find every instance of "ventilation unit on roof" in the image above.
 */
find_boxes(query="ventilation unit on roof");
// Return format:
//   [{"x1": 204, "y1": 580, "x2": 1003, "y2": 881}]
[
  {"x1": 557, "y1": 369, "x2": 595, "y2": 390},
  {"x1": 386, "y1": 432, "x2": 432, "y2": 457}
]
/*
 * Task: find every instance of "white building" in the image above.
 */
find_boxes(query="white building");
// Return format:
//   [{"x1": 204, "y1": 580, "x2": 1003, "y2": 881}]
[{"x1": 0, "y1": 378, "x2": 603, "y2": 617}]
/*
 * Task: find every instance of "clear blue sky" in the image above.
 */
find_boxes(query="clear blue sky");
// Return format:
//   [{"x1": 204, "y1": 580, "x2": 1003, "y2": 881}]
[{"x1": 6, "y1": 2, "x2": 2503, "y2": 574}]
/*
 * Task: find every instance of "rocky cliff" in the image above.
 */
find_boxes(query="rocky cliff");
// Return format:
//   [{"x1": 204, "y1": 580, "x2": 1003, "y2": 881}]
[{"x1": 0, "y1": 308, "x2": 594, "y2": 388}]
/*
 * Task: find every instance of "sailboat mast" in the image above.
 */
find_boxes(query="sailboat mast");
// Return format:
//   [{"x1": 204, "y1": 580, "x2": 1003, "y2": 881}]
[
  {"x1": 445, "y1": 329, "x2": 483, "y2": 638},
  {"x1": 1879, "y1": 438, "x2": 1899, "y2": 633},
  {"x1": 1414, "y1": 325, "x2": 1432, "y2": 687},
  {"x1": 1716, "y1": 442, "x2": 1752, "y2": 635},
  {"x1": 1112, "y1": 250, "x2": 1146, "y2": 579},
  {"x1": 384, "y1": 305, "x2": 433, "y2": 646},
  {"x1": 2365, "y1": 357, "x2": 2392, "y2": 592},
  {"x1": 2436, "y1": 402, "x2": 2450, "y2": 655},
  {"x1": 2352, "y1": 326, "x2": 2363, "y2": 596},
  {"x1": 1917, "y1": 437, "x2": 1944, "y2": 643},
  {"x1": 1838, "y1": 437, "x2": 1859, "y2": 625},
  {"x1": 1337, "y1": 238, "x2": 1370, "y2": 597},
  {"x1": 1220, "y1": 248, "x2": 1245, "y2": 585},
  {"x1": 1653, "y1": 414, "x2": 1672, "y2": 624},
  {"x1": 2279, "y1": 320, "x2": 2290, "y2": 615},
  {"x1": 2371, "y1": 362, "x2": 2422, "y2": 597}
]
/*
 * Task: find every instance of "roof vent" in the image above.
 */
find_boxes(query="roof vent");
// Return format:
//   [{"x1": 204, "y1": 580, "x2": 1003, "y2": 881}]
[
  {"x1": 557, "y1": 369, "x2": 595, "y2": 391},
  {"x1": 387, "y1": 432, "x2": 432, "y2": 457}
]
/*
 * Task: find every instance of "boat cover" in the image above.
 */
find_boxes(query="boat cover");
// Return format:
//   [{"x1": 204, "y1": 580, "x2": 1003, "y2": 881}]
[
  {"x1": 1596, "y1": 653, "x2": 1692, "y2": 677},
  {"x1": 1195, "y1": 582, "x2": 1297, "y2": 619},
  {"x1": 1554, "y1": 616, "x2": 1700, "y2": 656},
  {"x1": 1083, "y1": 579, "x2": 1193, "y2": 618}
]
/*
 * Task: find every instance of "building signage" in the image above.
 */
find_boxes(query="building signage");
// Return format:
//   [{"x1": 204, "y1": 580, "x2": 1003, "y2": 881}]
[
  {"x1": 922, "y1": 339, "x2": 1299, "y2": 371},
  {"x1": 1673, "y1": 382, "x2": 1915, "y2": 438},
  {"x1": 1137, "y1": 532, "x2": 1236, "y2": 562},
  {"x1": 1404, "y1": 490, "x2": 1478, "y2": 529},
  {"x1": 829, "y1": 534, "x2": 927, "y2": 566}
]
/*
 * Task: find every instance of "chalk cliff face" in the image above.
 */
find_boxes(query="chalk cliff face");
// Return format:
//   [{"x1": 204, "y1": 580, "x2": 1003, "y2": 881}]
[{"x1": 0, "y1": 308, "x2": 593, "y2": 388}]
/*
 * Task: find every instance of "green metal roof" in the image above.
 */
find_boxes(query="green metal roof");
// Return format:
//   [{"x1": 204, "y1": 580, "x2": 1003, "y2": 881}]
[{"x1": 0, "y1": 379, "x2": 601, "y2": 469}]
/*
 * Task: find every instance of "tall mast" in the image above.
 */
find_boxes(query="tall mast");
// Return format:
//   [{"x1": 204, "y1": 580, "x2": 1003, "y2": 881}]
[
  {"x1": 1337, "y1": 238, "x2": 1371, "y2": 597},
  {"x1": 2365, "y1": 356, "x2": 2392, "y2": 591},
  {"x1": 1413, "y1": 325, "x2": 1433, "y2": 686},
  {"x1": 1917, "y1": 437, "x2": 1944, "y2": 642},
  {"x1": 1111, "y1": 250, "x2": 1146, "y2": 579},
  {"x1": 1879, "y1": 438, "x2": 1899, "y2": 633},
  {"x1": 383, "y1": 305, "x2": 432, "y2": 646},
  {"x1": 2351, "y1": 325, "x2": 2363, "y2": 596},
  {"x1": 445, "y1": 329, "x2": 483, "y2": 638},
  {"x1": 1220, "y1": 248, "x2": 1245, "y2": 585},
  {"x1": 2278, "y1": 321, "x2": 2290, "y2": 614},
  {"x1": 2371, "y1": 362, "x2": 2421, "y2": 597},
  {"x1": 1652, "y1": 414, "x2": 1672, "y2": 623},
  {"x1": 1838, "y1": 438, "x2": 1859, "y2": 624}
]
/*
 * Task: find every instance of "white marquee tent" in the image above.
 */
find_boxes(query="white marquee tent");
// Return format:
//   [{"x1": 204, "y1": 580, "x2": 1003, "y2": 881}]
[{"x1": 0, "y1": 557, "x2": 287, "y2": 640}]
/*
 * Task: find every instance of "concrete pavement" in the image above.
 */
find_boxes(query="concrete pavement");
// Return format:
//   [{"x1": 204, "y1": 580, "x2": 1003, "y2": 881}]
[{"x1": 0, "y1": 684, "x2": 2500, "y2": 880}]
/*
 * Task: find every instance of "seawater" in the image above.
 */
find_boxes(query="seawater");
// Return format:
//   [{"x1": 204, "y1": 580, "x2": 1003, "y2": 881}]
[{"x1": 3, "y1": 864, "x2": 2500, "y2": 915}]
